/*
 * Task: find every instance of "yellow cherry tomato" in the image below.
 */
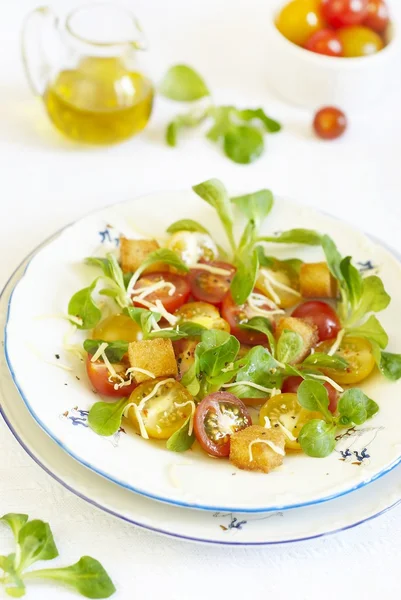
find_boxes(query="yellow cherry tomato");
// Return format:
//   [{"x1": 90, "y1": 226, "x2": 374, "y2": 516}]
[
  {"x1": 337, "y1": 25, "x2": 384, "y2": 57},
  {"x1": 318, "y1": 336, "x2": 375, "y2": 384},
  {"x1": 276, "y1": 0, "x2": 326, "y2": 46},
  {"x1": 166, "y1": 231, "x2": 217, "y2": 266},
  {"x1": 92, "y1": 314, "x2": 141, "y2": 342},
  {"x1": 256, "y1": 267, "x2": 300, "y2": 309},
  {"x1": 126, "y1": 378, "x2": 193, "y2": 439},
  {"x1": 175, "y1": 302, "x2": 230, "y2": 332},
  {"x1": 259, "y1": 393, "x2": 323, "y2": 451}
]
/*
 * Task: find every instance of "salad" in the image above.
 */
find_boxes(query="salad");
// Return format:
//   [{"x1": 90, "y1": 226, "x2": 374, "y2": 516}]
[{"x1": 67, "y1": 179, "x2": 401, "y2": 475}]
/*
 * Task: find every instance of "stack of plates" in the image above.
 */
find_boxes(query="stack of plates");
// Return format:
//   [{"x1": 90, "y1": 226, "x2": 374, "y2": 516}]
[{"x1": 2, "y1": 191, "x2": 401, "y2": 546}]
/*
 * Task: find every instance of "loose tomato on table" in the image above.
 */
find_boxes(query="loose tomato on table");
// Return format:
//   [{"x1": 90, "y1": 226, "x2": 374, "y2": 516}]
[
  {"x1": 337, "y1": 25, "x2": 384, "y2": 57},
  {"x1": 276, "y1": 0, "x2": 326, "y2": 46},
  {"x1": 92, "y1": 314, "x2": 141, "y2": 342},
  {"x1": 313, "y1": 107, "x2": 347, "y2": 140},
  {"x1": 86, "y1": 356, "x2": 136, "y2": 398},
  {"x1": 126, "y1": 378, "x2": 194, "y2": 439},
  {"x1": 175, "y1": 301, "x2": 230, "y2": 332},
  {"x1": 221, "y1": 292, "x2": 275, "y2": 345},
  {"x1": 318, "y1": 336, "x2": 375, "y2": 384},
  {"x1": 305, "y1": 29, "x2": 344, "y2": 56},
  {"x1": 364, "y1": 0, "x2": 389, "y2": 33},
  {"x1": 282, "y1": 375, "x2": 339, "y2": 413},
  {"x1": 132, "y1": 272, "x2": 190, "y2": 313},
  {"x1": 259, "y1": 393, "x2": 323, "y2": 451},
  {"x1": 188, "y1": 261, "x2": 235, "y2": 306},
  {"x1": 321, "y1": 0, "x2": 369, "y2": 28},
  {"x1": 292, "y1": 300, "x2": 341, "y2": 341},
  {"x1": 194, "y1": 392, "x2": 252, "y2": 457}
]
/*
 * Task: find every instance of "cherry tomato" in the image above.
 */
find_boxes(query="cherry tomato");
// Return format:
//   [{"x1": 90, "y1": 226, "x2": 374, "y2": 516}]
[
  {"x1": 132, "y1": 272, "x2": 190, "y2": 313},
  {"x1": 276, "y1": 0, "x2": 326, "y2": 46},
  {"x1": 188, "y1": 261, "x2": 236, "y2": 306},
  {"x1": 126, "y1": 378, "x2": 193, "y2": 439},
  {"x1": 282, "y1": 376, "x2": 339, "y2": 413},
  {"x1": 166, "y1": 231, "x2": 218, "y2": 265},
  {"x1": 364, "y1": 0, "x2": 389, "y2": 33},
  {"x1": 313, "y1": 106, "x2": 347, "y2": 140},
  {"x1": 305, "y1": 29, "x2": 344, "y2": 56},
  {"x1": 86, "y1": 356, "x2": 136, "y2": 398},
  {"x1": 337, "y1": 25, "x2": 384, "y2": 56},
  {"x1": 318, "y1": 336, "x2": 375, "y2": 384},
  {"x1": 256, "y1": 267, "x2": 300, "y2": 309},
  {"x1": 322, "y1": 0, "x2": 369, "y2": 27},
  {"x1": 194, "y1": 392, "x2": 252, "y2": 457},
  {"x1": 259, "y1": 393, "x2": 323, "y2": 451},
  {"x1": 175, "y1": 301, "x2": 230, "y2": 332},
  {"x1": 292, "y1": 301, "x2": 341, "y2": 342},
  {"x1": 221, "y1": 292, "x2": 274, "y2": 345},
  {"x1": 173, "y1": 338, "x2": 198, "y2": 379},
  {"x1": 92, "y1": 314, "x2": 141, "y2": 342}
]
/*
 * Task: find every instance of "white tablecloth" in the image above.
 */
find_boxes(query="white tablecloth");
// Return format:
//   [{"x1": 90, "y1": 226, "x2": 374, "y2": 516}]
[{"x1": 1, "y1": 0, "x2": 401, "y2": 598}]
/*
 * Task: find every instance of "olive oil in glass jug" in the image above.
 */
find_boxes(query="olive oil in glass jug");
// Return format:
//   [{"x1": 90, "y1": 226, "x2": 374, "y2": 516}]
[{"x1": 21, "y1": 4, "x2": 154, "y2": 144}]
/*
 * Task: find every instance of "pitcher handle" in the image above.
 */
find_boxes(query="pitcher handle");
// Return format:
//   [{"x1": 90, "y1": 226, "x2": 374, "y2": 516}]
[{"x1": 21, "y1": 6, "x2": 58, "y2": 96}]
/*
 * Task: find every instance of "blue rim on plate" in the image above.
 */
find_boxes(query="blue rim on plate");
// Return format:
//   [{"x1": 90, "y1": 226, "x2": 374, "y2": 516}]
[{"x1": 3, "y1": 201, "x2": 401, "y2": 514}]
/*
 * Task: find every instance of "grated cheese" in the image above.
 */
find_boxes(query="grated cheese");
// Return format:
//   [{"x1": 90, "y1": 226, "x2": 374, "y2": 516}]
[
  {"x1": 246, "y1": 293, "x2": 285, "y2": 318},
  {"x1": 137, "y1": 378, "x2": 176, "y2": 411},
  {"x1": 248, "y1": 438, "x2": 285, "y2": 462},
  {"x1": 132, "y1": 280, "x2": 176, "y2": 298},
  {"x1": 327, "y1": 328, "x2": 345, "y2": 357},
  {"x1": 189, "y1": 263, "x2": 232, "y2": 276},
  {"x1": 91, "y1": 342, "x2": 109, "y2": 364},
  {"x1": 307, "y1": 373, "x2": 344, "y2": 393},
  {"x1": 113, "y1": 367, "x2": 156, "y2": 390},
  {"x1": 264, "y1": 416, "x2": 271, "y2": 429},
  {"x1": 259, "y1": 271, "x2": 281, "y2": 305},
  {"x1": 261, "y1": 269, "x2": 301, "y2": 298},
  {"x1": 222, "y1": 381, "x2": 276, "y2": 394},
  {"x1": 132, "y1": 403, "x2": 149, "y2": 439},
  {"x1": 278, "y1": 421, "x2": 297, "y2": 441},
  {"x1": 174, "y1": 400, "x2": 196, "y2": 435}
]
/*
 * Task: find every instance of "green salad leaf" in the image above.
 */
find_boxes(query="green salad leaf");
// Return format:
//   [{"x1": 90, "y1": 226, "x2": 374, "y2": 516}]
[
  {"x1": 166, "y1": 417, "x2": 195, "y2": 452},
  {"x1": 239, "y1": 316, "x2": 276, "y2": 356},
  {"x1": 223, "y1": 125, "x2": 264, "y2": 164},
  {"x1": 68, "y1": 280, "x2": 102, "y2": 330},
  {"x1": 193, "y1": 179, "x2": 236, "y2": 253},
  {"x1": 237, "y1": 108, "x2": 281, "y2": 133},
  {"x1": 230, "y1": 248, "x2": 259, "y2": 305},
  {"x1": 88, "y1": 398, "x2": 129, "y2": 437},
  {"x1": 338, "y1": 388, "x2": 379, "y2": 425},
  {"x1": 159, "y1": 64, "x2": 210, "y2": 101},
  {"x1": 126, "y1": 248, "x2": 189, "y2": 290},
  {"x1": 227, "y1": 346, "x2": 282, "y2": 399},
  {"x1": 258, "y1": 228, "x2": 322, "y2": 246},
  {"x1": 276, "y1": 331, "x2": 303, "y2": 365},
  {"x1": 346, "y1": 315, "x2": 389, "y2": 349},
  {"x1": 298, "y1": 420, "x2": 337, "y2": 458},
  {"x1": 231, "y1": 189, "x2": 274, "y2": 226},
  {"x1": 297, "y1": 380, "x2": 333, "y2": 422},
  {"x1": 166, "y1": 219, "x2": 210, "y2": 235},
  {"x1": 302, "y1": 352, "x2": 348, "y2": 371},
  {"x1": 83, "y1": 340, "x2": 129, "y2": 362}
]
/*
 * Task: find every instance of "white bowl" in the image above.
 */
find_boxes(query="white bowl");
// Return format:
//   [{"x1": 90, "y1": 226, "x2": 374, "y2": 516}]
[{"x1": 266, "y1": 0, "x2": 400, "y2": 112}]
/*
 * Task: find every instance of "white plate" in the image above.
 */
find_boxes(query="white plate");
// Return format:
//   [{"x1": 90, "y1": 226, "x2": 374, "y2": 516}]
[
  {"x1": 4, "y1": 191, "x2": 401, "y2": 513},
  {"x1": 2, "y1": 252, "x2": 401, "y2": 545}
]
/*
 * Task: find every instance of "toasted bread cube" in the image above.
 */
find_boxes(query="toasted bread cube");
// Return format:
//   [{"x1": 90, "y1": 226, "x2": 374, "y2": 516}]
[
  {"x1": 230, "y1": 425, "x2": 285, "y2": 474},
  {"x1": 120, "y1": 237, "x2": 166, "y2": 274},
  {"x1": 128, "y1": 338, "x2": 178, "y2": 383},
  {"x1": 275, "y1": 316, "x2": 318, "y2": 364},
  {"x1": 300, "y1": 262, "x2": 337, "y2": 299}
]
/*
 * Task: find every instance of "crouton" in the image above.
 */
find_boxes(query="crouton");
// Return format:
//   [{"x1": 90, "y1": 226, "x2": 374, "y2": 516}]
[
  {"x1": 128, "y1": 338, "x2": 178, "y2": 383},
  {"x1": 120, "y1": 237, "x2": 166, "y2": 274},
  {"x1": 230, "y1": 425, "x2": 285, "y2": 474},
  {"x1": 275, "y1": 316, "x2": 318, "y2": 364},
  {"x1": 299, "y1": 262, "x2": 337, "y2": 299},
  {"x1": 256, "y1": 268, "x2": 300, "y2": 309}
]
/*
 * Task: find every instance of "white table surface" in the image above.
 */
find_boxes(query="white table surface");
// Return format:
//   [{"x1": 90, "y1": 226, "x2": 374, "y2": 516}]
[{"x1": 1, "y1": 0, "x2": 401, "y2": 598}]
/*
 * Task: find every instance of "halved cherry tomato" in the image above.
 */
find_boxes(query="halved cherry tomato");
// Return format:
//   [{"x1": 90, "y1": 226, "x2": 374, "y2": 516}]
[
  {"x1": 259, "y1": 393, "x2": 323, "y2": 451},
  {"x1": 132, "y1": 273, "x2": 190, "y2": 313},
  {"x1": 364, "y1": 0, "x2": 389, "y2": 33},
  {"x1": 173, "y1": 338, "x2": 198, "y2": 379},
  {"x1": 337, "y1": 25, "x2": 384, "y2": 57},
  {"x1": 86, "y1": 356, "x2": 136, "y2": 398},
  {"x1": 92, "y1": 314, "x2": 141, "y2": 342},
  {"x1": 221, "y1": 292, "x2": 275, "y2": 346},
  {"x1": 256, "y1": 267, "x2": 300, "y2": 309},
  {"x1": 313, "y1": 107, "x2": 347, "y2": 140},
  {"x1": 292, "y1": 300, "x2": 341, "y2": 341},
  {"x1": 166, "y1": 231, "x2": 218, "y2": 265},
  {"x1": 282, "y1": 375, "x2": 339, "y2": 413},
  {"x1": 194, "y1": 392, "x2": 252, "y2": 457},
  {"x1": 305, "y1": 29, "x2": 344, "y2": 56},
  {"x1": 276, "y1": 0, "x2": 326, "y2": 46},
  {"x1": 318, "y1": 336, "x2": 375, "y2": 384},
  {"x1": 322, "y1": 0, "x2": 369, "y2": 28},
  {"x1": 175, "y1": 301, "x2": 230, "y2": 332},
  {"x1": 188, "y1": 261, "x2": 236, "y2": 306},
  {"x1": 126, "y1": 378, "x2": 193, "y2": 439}
]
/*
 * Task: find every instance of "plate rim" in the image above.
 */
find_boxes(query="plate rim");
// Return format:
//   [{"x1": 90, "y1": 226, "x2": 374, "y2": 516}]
[{"x1": 4, "y1": 191, "x2": 401, "y2": 514}]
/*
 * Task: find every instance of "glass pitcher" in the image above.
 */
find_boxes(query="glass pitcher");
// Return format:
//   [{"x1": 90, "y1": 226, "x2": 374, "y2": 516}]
[{"x1": 21, "y1": 3, "x2": 154, "y2": 144}]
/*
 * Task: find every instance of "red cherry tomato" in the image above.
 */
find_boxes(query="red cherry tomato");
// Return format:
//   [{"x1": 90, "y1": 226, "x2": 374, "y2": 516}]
[
  {"x1": 86, "y1": 356, "x2": 136, "y2": 397},
  {"x1": 188, "y1": 261, "x2": 236, "y2": 306},
  {"x1": 221, "y1": 292, "x2": 274, "y2": 346},
  {"x1": 194, "y1": 392, "x2": 252, "y2": 457},
  {"x1": 313, "y1": 106, "x2": 347, "y2": 140},
  {"x1": 282, "y1": 375, "x2": 339, "y2": 413},
  {"x1": 132, "y1": 273, "x2": 190, "y2": 313},
  {"x1": 305, "y1": 29, "x2": 344, "y2": 56},
  {"x1": 292, "y1": 301, "x2": 341, "y2": 342},
  {"x1": 364, "y1": 0, "x2": 389, "y2": 33},
  {"x1": 322, "y1": 0, "x2": 369, "y2": 28}
]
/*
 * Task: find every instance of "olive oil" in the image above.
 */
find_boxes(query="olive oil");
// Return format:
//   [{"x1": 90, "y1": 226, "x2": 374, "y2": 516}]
[{"x1": 44, "y1": 57, "x2": 153, "y2": 144}]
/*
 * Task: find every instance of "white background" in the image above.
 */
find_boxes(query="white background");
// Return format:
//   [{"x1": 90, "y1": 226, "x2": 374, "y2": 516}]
[{"x1": 1, "y1": 0, "x2": 401, "y2": 598}]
